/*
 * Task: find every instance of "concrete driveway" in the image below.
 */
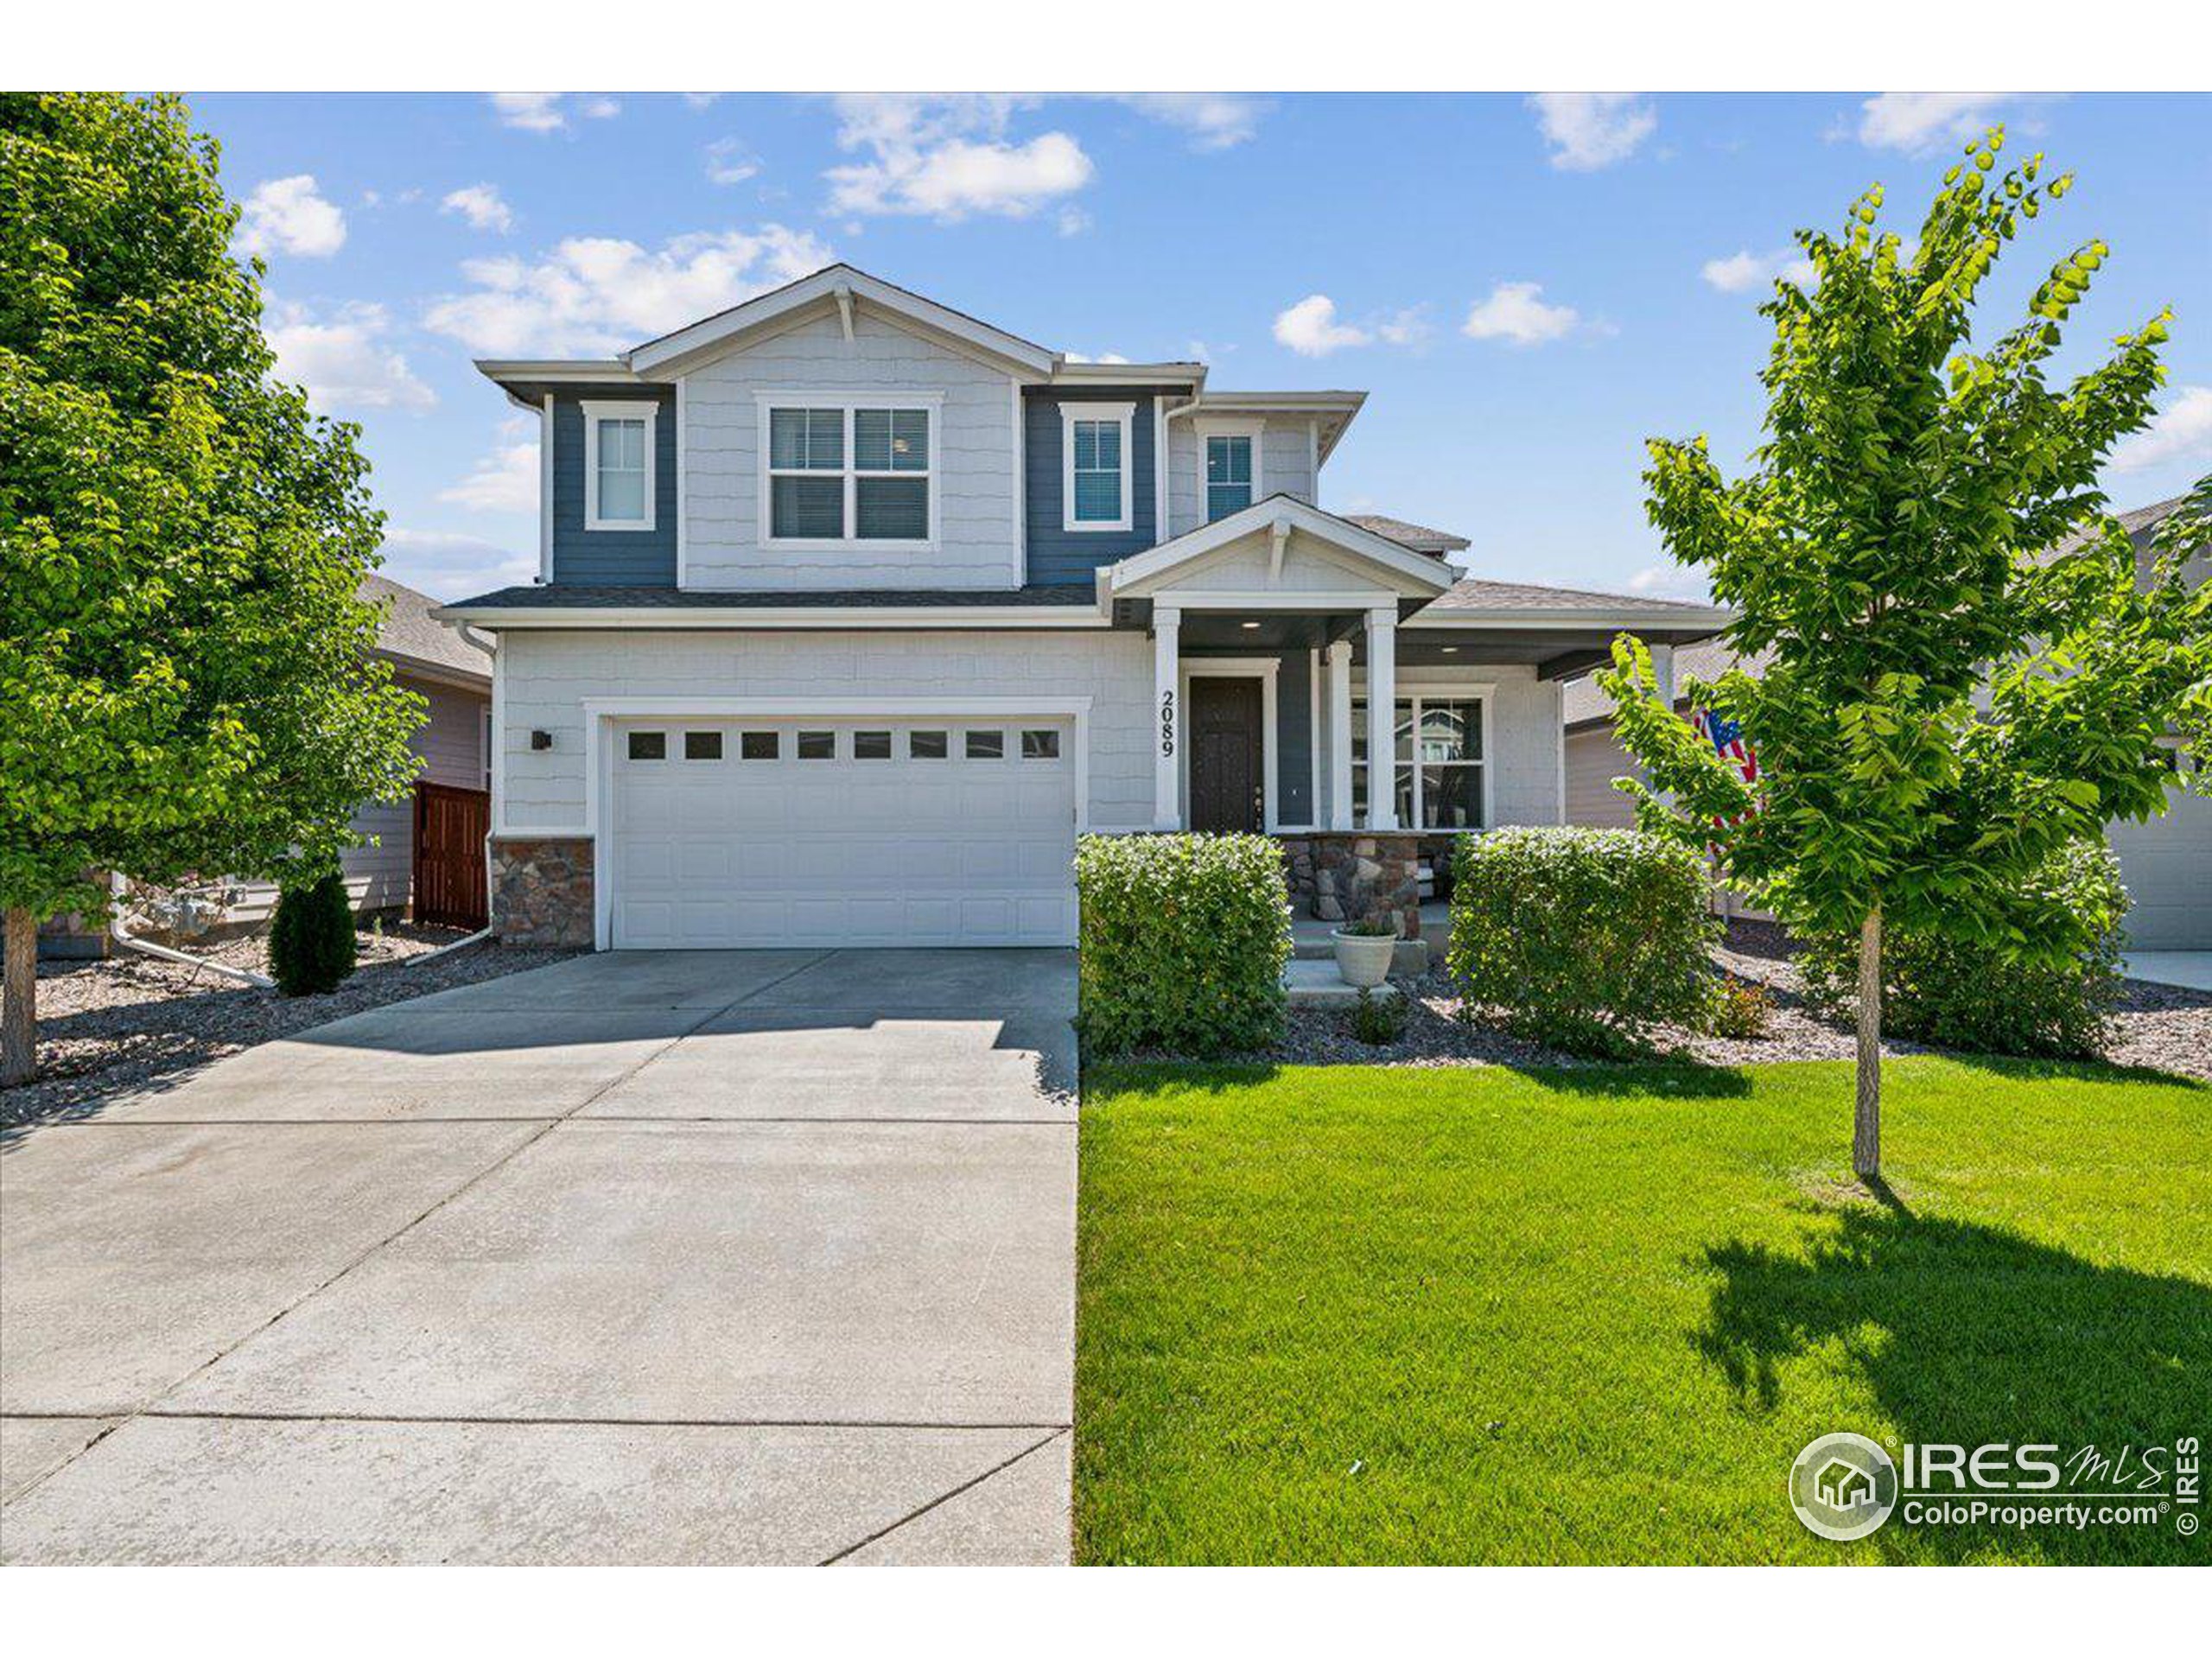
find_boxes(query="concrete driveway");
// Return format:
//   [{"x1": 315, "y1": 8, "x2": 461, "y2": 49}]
[{"x1": 0, "y1": 948, "x2": 1077, "y2": 1565}]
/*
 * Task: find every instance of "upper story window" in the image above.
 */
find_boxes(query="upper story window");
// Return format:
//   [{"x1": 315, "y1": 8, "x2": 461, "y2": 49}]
[
  {"x1": 760, "y1": 396, "x2": 938, "y2": 548},
  {"x1": 1198, "y1": 419, "x2": 1262, "y2": 522},
  {"x1": 582, "y1": 400, "x2": 658, "y2": 532},
  {"x1": 1063, "y1": 402, "x2": 1134, "y2": 532}
]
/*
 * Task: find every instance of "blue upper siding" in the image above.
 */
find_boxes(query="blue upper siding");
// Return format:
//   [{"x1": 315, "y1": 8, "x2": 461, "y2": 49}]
[
  {"x1": 1024, "y1": 388, "x2": 1168, "y2": 586},
  {"x1": 550, "y1": 388, "x2": 678, "y2": 586}
]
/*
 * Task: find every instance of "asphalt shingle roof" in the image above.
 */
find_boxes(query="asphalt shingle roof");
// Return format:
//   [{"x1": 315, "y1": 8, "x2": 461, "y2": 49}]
[
  {"x1": 442, "y1": 583, "x2": 1099, "y2": 610},
  {"x1": 1344, "y1": 513, "x2": 1471, "y2": 556},
  {"x1": 362, "y1": 572, "x2": 492, "y2": 680},
  {"x1": 1422, "y1": 576, "x2": 1716, "y2": 613}
]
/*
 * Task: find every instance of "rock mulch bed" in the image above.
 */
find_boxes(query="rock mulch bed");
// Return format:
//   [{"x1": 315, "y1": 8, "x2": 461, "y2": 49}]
[
  {"x1": 1274, "y1": 918, "x2": 2212, "y2": 1081},
  {"x1": 3, "y1": 925, "x2": 580, "y2": 1127}
]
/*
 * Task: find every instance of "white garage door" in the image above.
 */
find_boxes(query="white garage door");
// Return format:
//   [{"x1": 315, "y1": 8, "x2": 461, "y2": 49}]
[
  {"x1": 608, "y1": 716, "x2": 1078, "y2": 949},
  {"x1": 2108, "y1": 773, "x2": 2212, "y2": 950}
]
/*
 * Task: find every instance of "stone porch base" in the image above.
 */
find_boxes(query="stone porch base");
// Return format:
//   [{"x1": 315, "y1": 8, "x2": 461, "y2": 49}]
[
  {"x1": 490, "y1": 836, "x2": 595, "y2": 948},
  {"x1": 1278, "y1": 832, "x2": 1424, "y2": 938}
]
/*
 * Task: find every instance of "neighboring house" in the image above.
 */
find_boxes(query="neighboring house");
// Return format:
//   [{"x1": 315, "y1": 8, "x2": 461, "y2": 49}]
[
  {"x1": 225, "y1": 574, "x2": 494, "y2": 931},
  {"x1": 1560, "y1": 495, "x2": 2210, "y2": 949},
  {"x1": 440, "y1": 264, "x2": 1727, "y2": 950}
]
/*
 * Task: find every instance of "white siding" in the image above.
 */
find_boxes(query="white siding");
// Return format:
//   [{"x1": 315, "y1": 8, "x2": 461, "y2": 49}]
[
  {"x1": 2110, "y1": 779, "x2": 2212, "y2": 949},
  {"x1": 497, "y1": 629, "x2": 1154, "y2": 835},
  {"x1": 1164, "y1": 415, "x2": 1321, "y2": 539},
  {"x1": 683, "y1": 309, "x2": 1019, "y2": 591}
]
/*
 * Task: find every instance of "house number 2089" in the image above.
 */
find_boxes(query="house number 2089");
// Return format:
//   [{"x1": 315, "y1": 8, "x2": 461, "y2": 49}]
[{"x1": 1159, "y1": 690, "x2": 1176, "y2": 757}]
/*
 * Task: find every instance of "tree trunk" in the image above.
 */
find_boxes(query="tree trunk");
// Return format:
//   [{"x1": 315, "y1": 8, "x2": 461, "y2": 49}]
[
  {"x1": 1853, "y1": 906, "x2": 1882, "y2": 1179},
  {"x1": 3, "y1": 906, "x2": 36, "y2": 1088}
]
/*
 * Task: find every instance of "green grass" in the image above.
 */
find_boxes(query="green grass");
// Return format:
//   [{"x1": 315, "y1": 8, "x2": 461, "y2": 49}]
[{"x1": 1076, "y1": 1058, "x2": 2210, "y2": 1564}]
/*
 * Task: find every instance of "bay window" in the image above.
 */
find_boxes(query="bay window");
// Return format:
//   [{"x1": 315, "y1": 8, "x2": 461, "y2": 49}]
[
  {"x1": 763, "y1": 397, "x2": 937, "y2": 545},
  {"x1": 1351, "y1": 694, "x2": 1488, "y2": 830}
]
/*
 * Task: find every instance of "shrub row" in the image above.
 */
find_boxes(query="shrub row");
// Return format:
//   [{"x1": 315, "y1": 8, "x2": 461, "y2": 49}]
[{"x1": 1075, "y1": 833, "x2": 1290, "y2": 1056}]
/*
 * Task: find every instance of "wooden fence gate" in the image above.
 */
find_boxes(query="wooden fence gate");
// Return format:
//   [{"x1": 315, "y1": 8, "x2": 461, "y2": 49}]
[{"x1": 412, "y1": 781, "x2": 490, "y2": 930}]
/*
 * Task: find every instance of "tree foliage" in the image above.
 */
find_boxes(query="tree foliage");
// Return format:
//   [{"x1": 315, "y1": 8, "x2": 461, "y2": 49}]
[
  {"x1": 1596, "y1": 128, "x2": 2211, "y2": 1169},
  {"x1": 1, "y1": 92, "x2": 423, "y2": 926}
]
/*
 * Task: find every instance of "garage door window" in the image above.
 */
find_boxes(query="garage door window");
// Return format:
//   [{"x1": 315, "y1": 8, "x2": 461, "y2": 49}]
[
  {"x1": 683, "y1": 731, "x2": 723, "y2": 761},
  {"x1": 627, "y1": 731, "x2": 667, "y2": 761},
  {"x1": 734, "y1": 731, "x2": 775, "y2": 760},
  {"x1": 909, "y1": 730, "x2": 949, "y2": 760},
  {"x1": 854, "y1": 730, "x2": 893, "y2": 760},
  {"x1": 1021, "y1": 728, "x2": 1061, "y2": 760},
  {"x1": 965, "y1": 729, "x2": 1005, "y2": 760}
]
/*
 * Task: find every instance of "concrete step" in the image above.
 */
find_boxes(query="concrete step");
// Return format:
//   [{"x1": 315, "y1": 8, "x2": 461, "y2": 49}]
[{"x1": 1283, "y1": 957, "x2": 1407, "y2": 1009}]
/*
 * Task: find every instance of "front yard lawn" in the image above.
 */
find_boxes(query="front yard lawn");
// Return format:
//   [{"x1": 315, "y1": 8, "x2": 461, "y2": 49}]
[{"x1": 1076, "y1": 1059, "x2": 2209, "y2": 1564}]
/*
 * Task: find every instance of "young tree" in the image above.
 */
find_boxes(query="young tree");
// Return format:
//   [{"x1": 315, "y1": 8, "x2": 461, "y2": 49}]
[
  {"x1": 2, "y1": 93, "x2": 423, "y2": 1084},
  {"x1": 1598, "y1": 128, "x2": 2211, "y2": 1179}
]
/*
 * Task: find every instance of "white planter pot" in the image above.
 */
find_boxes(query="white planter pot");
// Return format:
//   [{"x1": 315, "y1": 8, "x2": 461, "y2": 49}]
[{"x1": 1332, "y1": 931, "x2": 1397, "y2": 988}]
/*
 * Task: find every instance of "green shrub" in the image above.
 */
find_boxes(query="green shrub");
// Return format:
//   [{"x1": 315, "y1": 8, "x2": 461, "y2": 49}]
[
  {"x1": 1446, "y1": 827, "x2": 1718, "y2": 1056},
  {"x1": 1349, "y1": 987, "x2": 1409, "y2": 1046},
  {"x1": 1707, "y1": 972, "x2": 1771, "y2": 1039},
  {"x1": 269, "y1": 871, "x2": 358, "y2": 996},
  {"x1": 1075, "y1": 833, "x2": 1290, "y2": 1056},
  {"x1": 1799, "y1": 839, "x2": 2126, "y2": 1058}
]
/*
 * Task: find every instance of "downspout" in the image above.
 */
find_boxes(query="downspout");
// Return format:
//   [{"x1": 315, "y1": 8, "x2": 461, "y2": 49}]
[
  {"x1": 404, "y1": 925, "x2": 492, "y2": 966},
  {"x1": 108, "y1": 873, "x2": 276, "y2": 988}
]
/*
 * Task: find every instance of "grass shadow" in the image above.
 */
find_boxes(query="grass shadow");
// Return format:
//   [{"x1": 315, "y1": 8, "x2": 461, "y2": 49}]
[
  {"x1": 1696, "y1": 1203, "x2": 2209, "y2": 1563},
  {"x1": 1503, "y1": 1059, "x2": 1755, "y2": 1099}
]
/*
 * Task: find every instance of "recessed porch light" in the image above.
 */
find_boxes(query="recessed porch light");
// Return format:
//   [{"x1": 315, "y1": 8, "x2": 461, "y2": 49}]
[
  {"x1": 1442, "y1": 645, "x2": 1459, "y2": 653},
  {"x1": 1240, "y1": 620, "x2": 1262, "y2": 630}
]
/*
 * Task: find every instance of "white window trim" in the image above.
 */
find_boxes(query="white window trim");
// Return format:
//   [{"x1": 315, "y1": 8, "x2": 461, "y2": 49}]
[
  {"x1": 754, "y1": 391, "x2": 944, "y2": 554},
  {"x1": 1178, "y1": 659, "x2": 1280, "y2": 833},
  {"x1": 1350, "y1": 683, "x2": 1496, "y2": 832},
  {"x1": 1194, "y1": 416, "x2": 1264, "y2": 523},
  {"x1": 1063, "y1": 401, "x2": 1135, "y2": 533},
  {"x1": 582, "y1": 398, "x2": 658, "y2": 534}
]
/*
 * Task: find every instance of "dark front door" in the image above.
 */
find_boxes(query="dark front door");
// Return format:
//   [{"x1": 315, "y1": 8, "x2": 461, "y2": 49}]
[{"x1": 1189, "y1": 676, "x2": 1264, "y2": 833}]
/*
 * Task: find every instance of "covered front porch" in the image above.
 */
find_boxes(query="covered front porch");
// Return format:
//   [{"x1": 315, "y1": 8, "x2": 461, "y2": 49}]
[{"x1": 1096, "y1": 496, "x2": 1732, "y2": 930}]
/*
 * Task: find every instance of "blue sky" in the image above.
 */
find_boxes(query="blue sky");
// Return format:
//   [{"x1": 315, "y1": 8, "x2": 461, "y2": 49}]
[{"x1": 190, "y1": 91, "x2": 2212, "y2": 601}]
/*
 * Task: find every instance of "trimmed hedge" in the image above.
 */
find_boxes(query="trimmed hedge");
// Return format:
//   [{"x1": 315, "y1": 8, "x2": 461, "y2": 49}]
[
  {"x1": 1799, "y1": 838, "x2": 2127, "y2": 1058},
  {"x1": 269, "y1": 870, "x2": 357, "y2": 997},
  {"x1": 1447, "y1": 826, "x2": 1718, "y2": 1056},
  {"x1": 1075, "y1": 832, "x2": 1291, "y2": 1056}
]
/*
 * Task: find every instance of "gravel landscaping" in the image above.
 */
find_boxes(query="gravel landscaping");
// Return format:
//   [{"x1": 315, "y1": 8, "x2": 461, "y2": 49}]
[
  {"x1": 1274, "y1": 918, "x2": 2212, "y2": 1080},
  {"x1": 3, "y1": 925, "x2": 580, "y2": 1127}
]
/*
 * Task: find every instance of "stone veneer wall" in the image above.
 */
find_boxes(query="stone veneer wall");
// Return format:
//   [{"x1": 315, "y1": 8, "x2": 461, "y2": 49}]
[
  {"x1": 491, "y1": 836, "x2": 595, "y2": 947},
  {"x1": 1279, "y1": 833, "x2": 1424, "y2": 938}
]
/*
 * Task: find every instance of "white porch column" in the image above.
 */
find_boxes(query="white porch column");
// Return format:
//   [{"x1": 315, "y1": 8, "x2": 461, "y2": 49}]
[
  {"x1": 1153, "y1": 604, "x2": 1181, "y2": 830},
  {"x1": 1326, "y1": 638, "x2": 1354, "y2": 830},
  {"x1": 1364, "y1": 606, "x2": 1398, "y2": 830}
]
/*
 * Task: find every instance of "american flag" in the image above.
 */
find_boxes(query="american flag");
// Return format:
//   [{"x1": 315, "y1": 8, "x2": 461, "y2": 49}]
[{"x1": 1691, "y1": 706, "x2": 1759, "y2": 858}]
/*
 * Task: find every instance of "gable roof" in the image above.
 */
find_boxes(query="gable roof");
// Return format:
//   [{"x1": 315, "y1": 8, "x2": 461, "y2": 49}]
[
  {"x1": 1344, "y1": 513, "x2": 1471, "y2": 556},
  {"x1": 1103, "y1": 493, "x2": 1458, "y2": 600},
  {"x1": 363, "y1": 572, "x2": 493, "y2": 683},
  {"x1": 625, "y1": 264, "x2": 1059, "y2": 378}
]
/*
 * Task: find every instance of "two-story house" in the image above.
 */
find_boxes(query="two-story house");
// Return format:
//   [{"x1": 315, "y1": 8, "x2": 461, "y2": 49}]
[{"x1": 440, "y1": 265, "x2": 1727, "y2": 951}]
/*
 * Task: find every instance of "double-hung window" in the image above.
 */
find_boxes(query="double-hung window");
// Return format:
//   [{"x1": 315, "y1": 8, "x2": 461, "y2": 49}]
[
  {"x1": 1198, "y1": 419, "x2": 1262, "y2": 522},
  {"x1": 1351, "y1": 695, "x2": 1488, "y2": 830},
  {"x1": 764, "y1": 397, "x2": 937, "y2": 545},
  {"x1": 583, "y1": 400, "x2": 657, "y2": 531},
  {"x1": 1063, "y1": 402, "x2": 1134, "y2": 531}
]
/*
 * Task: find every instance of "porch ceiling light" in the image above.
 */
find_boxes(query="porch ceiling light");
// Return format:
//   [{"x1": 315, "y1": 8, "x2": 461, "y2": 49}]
[
  {"x1": 1241, "y1": 620, "x2": 1262, "y2": 630},
  {"x1": 1442, "y1": 645, "x2": 1459, "y2": 653}
]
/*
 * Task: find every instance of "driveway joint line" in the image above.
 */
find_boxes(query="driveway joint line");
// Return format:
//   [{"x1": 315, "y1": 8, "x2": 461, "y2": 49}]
[
  {"x1": 818, "y1": 1427, "x2": 1069, "y2": 1566},
  {"x1": 1, "y1": 999, "x2": 727, "y2": 1507}
]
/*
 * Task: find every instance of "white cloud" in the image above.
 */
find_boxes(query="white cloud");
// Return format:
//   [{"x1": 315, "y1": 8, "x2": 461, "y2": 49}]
[
  {"x1": 683, "y1": 93, "x2": 721, "y2": 111},
  {"x1": 1701, "y1": 247, "x2": 1818, "y2": 293},
  {"x1": 264, "y1": 301, "x2": 433, "y2": 415},
  {"x1": 438, "y1": 421, "x2": 539, "y2": 515},
  {"x1": 824, "y1": 94, "x2": 1093, "y2": 220},
  {"x1": 1627, "y1": 563, "x2": 1711, "y2": 601},
  {"x1": 1273, "y1": 294, "x2": 1371, "y2": 357},
  {"x1": 2110, "y1": 386, "x2": 2212, "y2": 474},
  {"x1": 1850, "y1": 92, "x2": 2018, "y2": 154},
  {"x1": 422, "y1": 225, "x2": 834, "y2": 356},
  {"x1": 378, "y1": 529, "x2": 537, "y2": 599},
  {"x1": 1063, "y1": 351, "x2": 1131, "y2": 365},
  {"x1": 1528, "y1": 93, "x2": 1658, "y2": 171},
  {"x1": 1057, "y1": 205, "x2": 1093, "y2": 238},
  {"x1": 1462, "y1": 282, "x2": 1581, "y2": 346},
  {"x1": 232, "y1": 175, "x2": 347, "y2": 259},
  {"x1": 1376, "y1": 307, "x2": 1432, "y2": 347},
  {"x1": 581, "y1": 98, "x2": 620, "y2": 120},
  {"x1": 490, "y1": 92, "x2": 566, "y2": 133},
  {"x1": 705, "y1": 138, "x2": 761, "y2": 186},
  {"x1": 1109, "y1": 93, "x2": 1269, "y2": 150},
  {"x1": 440, "y1": 183, "x2": 514, "y2": 234}
]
